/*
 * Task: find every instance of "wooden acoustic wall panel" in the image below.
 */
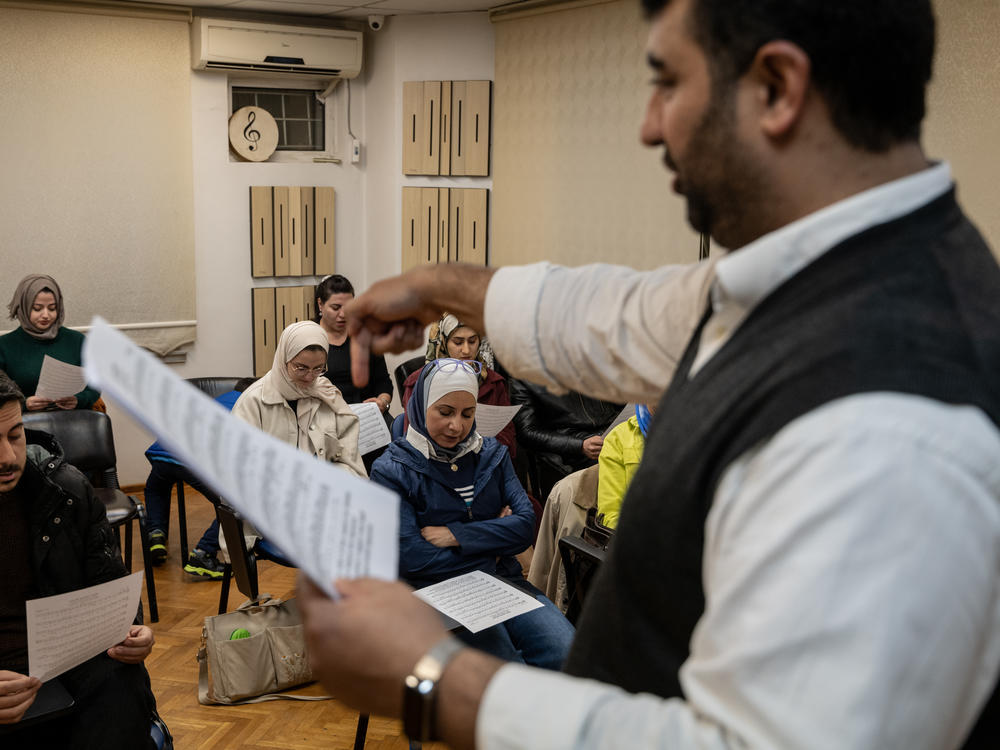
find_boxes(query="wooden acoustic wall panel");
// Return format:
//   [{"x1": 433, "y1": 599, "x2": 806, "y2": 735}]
[
  {"x1": 439, "y1": 82, "x2": 452, "y2": 177},
  {"x1": 251, "y1": 287, "x2": 276, "y2": 377},
  {"x1": 300, "y1": 186, "x2": 315, "y2": 276},
  {"x1": 438, "y1": 188, "x2": 450, "y2": 263},
  {"x1": 314, "y1": 187, "x2": 335, "y2": 275},
  {"x1": 273, "y1": 187, "x2": 291, "y2": 276},
  {"x1": 401, "y1": 187, "x2": 422, "y2": 273},
  {"x1": 450, "y1": 188, "x2": 488, "y2": 266},
  {"x1": 288, "y1": 188, "x2": 303, "y2": 276},
  {"x1": 450, "y1": 81, "x2": 467, "y2": 176},
  {"x1": 464, "y1": 81, "x2": 492, "y2": 176},
  {"x1": 402, "y1": 81, "x2": 424, "y2": 175},
  {"x1": 420, "y1": 187, "x2": 440, "y2": 265},
  {"x1": 421, "y1": 81, "x2": 442, "y2": 175},
  {"x1": 250, "y1": 187, "x2": 274, "y2": 278}
]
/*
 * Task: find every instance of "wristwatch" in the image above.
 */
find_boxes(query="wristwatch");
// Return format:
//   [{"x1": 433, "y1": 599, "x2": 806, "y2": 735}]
[{"x1": 403, "y1": 635, "x2": 465, "y2": 742}]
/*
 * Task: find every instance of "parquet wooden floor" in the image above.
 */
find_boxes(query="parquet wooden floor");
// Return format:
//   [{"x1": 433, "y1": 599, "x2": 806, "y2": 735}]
[{"x1": 129, "y1": 485, "x2": 447, "y2": 750}]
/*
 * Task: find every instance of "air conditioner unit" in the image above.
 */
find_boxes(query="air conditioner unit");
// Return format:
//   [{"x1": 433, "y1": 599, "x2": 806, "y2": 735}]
[{"x1": 192, "y1": 19, "x2": 363, "y2": 79}]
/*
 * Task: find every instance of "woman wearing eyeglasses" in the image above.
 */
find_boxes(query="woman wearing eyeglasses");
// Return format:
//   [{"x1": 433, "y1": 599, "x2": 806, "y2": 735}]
[
  {"x1": 232, "y1": 320, "x2": 366, "y2": 478},
  {"x1": 401, "y1": 313, "x2": 516, "y2": 456},
  {"x1": 371, "y1": 359, "x2": 574, "y2": 669}
]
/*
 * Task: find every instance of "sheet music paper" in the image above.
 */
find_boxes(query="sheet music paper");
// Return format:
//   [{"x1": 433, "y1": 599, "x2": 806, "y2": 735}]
[
  {"x1": 82, "y1": 318, "x2": 399, "y2": 599},
  {"x1": 35, "y1": 355, "x2": 87, "y2": 400},
  {"x1": 601, "y1": 403, "x2": 636, "y2": 438},
  {"x1": 474, "y1": 404, "x2": 521, "y2": 438},
  {"x1": 413, "y1": 571, "x2": 542, "y2": 633},
  {"x1": 27, "y1": 572, "x2": 143, "y2": 681},
  {"x1": 348, "y1": 402, "x2": 393, "y2": 455}
]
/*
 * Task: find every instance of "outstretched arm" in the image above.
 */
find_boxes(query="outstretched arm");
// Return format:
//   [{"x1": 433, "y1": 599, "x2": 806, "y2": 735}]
[{"x1": 346, "y1": 264, "x2": 495, "y2": 388}]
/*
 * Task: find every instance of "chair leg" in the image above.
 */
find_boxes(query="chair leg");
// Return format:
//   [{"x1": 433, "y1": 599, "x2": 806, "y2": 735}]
[
  {"x1": 353, "y1": 714, "x2": 369, "y2": 750},
  {"x1": 218, "y1": 563, "x2": 232, "y2": 615},
  {"x1": 176, "y1": 481, "x2": 189, "y2": 566},
  {"x1": 135, "y1": 501, "x2": 159, "y2": 623}
]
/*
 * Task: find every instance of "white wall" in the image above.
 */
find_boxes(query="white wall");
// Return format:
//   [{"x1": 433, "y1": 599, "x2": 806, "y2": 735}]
[{"x1": 112, "y1": 11, "x2": 497, "y2": 485}]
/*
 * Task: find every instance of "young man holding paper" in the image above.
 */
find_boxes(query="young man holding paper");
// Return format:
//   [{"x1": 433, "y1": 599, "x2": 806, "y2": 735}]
[{"x1": 0, "y1": 370, "x2": 157, "y2": 748}]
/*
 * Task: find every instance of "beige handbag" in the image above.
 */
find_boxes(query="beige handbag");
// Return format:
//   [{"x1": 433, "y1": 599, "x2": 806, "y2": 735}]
[{"x1": 197, "y1": 594, "x2": 331, "y2": 705}]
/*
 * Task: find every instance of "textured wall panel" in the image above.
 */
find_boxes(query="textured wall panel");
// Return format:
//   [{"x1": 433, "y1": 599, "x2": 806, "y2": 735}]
[
  {"x1": 0, "y1": 7, "x2": 195, "y2": 353},
  {"x1": 493, "y1": 0, "x2": 701, "y2": 269}
]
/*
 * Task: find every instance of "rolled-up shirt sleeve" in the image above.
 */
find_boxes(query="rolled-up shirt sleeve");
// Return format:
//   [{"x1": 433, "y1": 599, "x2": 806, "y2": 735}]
[{"x1": 483, "y1": 260, "x2": 715, "y2": 404}]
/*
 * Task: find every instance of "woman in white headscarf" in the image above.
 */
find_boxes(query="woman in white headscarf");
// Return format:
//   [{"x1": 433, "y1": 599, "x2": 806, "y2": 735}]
[
  {"x1": 232, "y1": 320, "x2": 365, "y2": 478},
  {"x1": 0, "y1": 274, "x2": 101, "y2": 410}
]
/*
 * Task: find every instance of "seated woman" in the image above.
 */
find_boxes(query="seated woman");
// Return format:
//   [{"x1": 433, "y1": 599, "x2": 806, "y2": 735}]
[
  {"x1": 597, "y1": 404, "x2": 652, "y2": 529},
  {"x1": 314, "y1": 274, "x2": 393, "y2": 415},
  {"x1": 233, "y1": 320, "x2": 365, "y2": 478},
  {"x1": 0, "y1": 274, "x2": 100, "y2": 411},
  {"x1": 402, "y1": 313, "x2": 516, "y2": 456},
  {"x1": 372, "y1": 359, "x2": 574, "y2": 670}
]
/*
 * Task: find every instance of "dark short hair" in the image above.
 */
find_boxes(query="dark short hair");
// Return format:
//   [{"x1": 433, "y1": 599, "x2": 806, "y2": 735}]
[
  {"x1": 234, "y1": 377, "x2": 258, "y2": 393},
  {"x1": 315, "y1": 274, "x2": 355, "y2": 304},
  {"x1": 0, "y1": 370, "x2": 25, "y2": 409},
  {"x1": 641, "y1": 0, "x2": 935, "y2": 152}
]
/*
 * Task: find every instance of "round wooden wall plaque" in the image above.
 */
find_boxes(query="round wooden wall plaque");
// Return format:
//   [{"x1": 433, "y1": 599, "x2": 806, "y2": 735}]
[{"x1": 229, "y1": 106, "x2": 278, "y2": 162}]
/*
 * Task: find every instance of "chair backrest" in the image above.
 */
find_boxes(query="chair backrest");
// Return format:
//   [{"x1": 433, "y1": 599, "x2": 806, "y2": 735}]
[
  {"x1": 393, "y1": 355, "x2": 426, "y2": 402},
  {"x1": 391, "y1": 413, "x2": 405, "y2": 440},
  {"x1": 215, "y1": 503, "x2": 258, "y2": 601},
  {"x1": 185, "y1": 377, "x2": 245, "y2": 399},
  {"x1": 23, "y1": 410, "x2": 119, "y2": 488}
]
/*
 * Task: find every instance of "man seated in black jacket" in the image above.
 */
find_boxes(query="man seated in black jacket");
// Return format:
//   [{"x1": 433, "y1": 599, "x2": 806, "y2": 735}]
[
  {"x1": 0, "y1": 370, "x2": 158, "y2": 749},
  {"x1": 508, "y1": 377, "x2": 622, "y2": 501}
]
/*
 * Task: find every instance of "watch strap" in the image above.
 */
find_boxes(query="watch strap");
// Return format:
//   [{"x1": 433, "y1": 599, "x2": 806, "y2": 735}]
[{"x1": 403, "y1": 635, "x2": 465, "y2": 742}]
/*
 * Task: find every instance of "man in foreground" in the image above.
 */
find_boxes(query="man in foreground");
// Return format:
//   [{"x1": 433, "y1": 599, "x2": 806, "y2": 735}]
[
  {"x1": 299, "y1": 1, "x2": 1000, "y2": 747},
  {"x1": 0, "y1": 371, "x2": 158, "y2": 748}
]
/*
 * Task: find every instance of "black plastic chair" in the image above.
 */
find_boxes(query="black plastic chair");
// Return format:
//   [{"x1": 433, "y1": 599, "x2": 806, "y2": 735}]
[
  {"x1": 171, "y1": 377, "x2": 245, "y2": 565},
  {"x1": 23, "y1": 410, "x2": 159, "y2": 622},
  {"x1": 392, "y1": 355, "x2": 426, "y2": 403},
  {"x1": 214, "y1": 503, "x2": 369, "y2": 748},
  {"x1": 557, "y1": 507, "x2": 613, "y2": 625}
]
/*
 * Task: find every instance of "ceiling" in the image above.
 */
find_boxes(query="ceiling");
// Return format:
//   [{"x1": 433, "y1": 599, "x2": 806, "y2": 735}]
[{"x1": 137, "y1": 0, "x2": 514, "y2": 22}]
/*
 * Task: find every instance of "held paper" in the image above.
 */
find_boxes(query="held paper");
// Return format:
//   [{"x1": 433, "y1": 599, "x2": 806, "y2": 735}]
[
  {"x1": 82, "y1": 318, "x2": 399, "y2": 599},
  {"x1": 474, "y1": 404, "x2": 522, "y2": 438},
  {"x1": 27, "y1": 572, "x2": 143, "y2": 682},
  {"x1": 413, "y1": 571, "x2": 542, "y2": 633},
  {"x1": 35, "y1": 355, "x2": 88, "y2": 400},
  {"x1": 601, "y1": 403, "x2": 636, "y2": 438},
  {"x1": 348, "y1": 402, "x2": 392, "y2": 455}
]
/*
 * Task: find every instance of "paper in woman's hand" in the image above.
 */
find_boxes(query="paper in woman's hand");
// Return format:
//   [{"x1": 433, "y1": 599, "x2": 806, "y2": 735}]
[
  {"x1": 35, "y1": 355, "x2": 87, "y2": 399},
  {"x1": 82, "y1": 318, "x2": 399, "y2": 598}
]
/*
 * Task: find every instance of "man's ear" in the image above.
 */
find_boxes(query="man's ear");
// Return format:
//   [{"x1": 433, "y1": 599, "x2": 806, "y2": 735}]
[{"x1": 748, "y1": 40, "x2": 811, "y2": 139}]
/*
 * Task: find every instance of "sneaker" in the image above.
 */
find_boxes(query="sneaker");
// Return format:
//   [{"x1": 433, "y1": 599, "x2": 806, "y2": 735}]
[
  {"x1": 184, "y1": 548, "x2": 224, "y2": 580},
  {"x1": 148, "y1": 529, "x2": 167, "y2": 566}
]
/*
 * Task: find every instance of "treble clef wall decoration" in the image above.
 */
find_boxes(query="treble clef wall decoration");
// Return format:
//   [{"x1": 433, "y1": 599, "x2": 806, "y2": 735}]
[
  {"x1": 229, "y1": 106, "x2": 278, "y2": 162},
  {"x1": 243, "y1": 110, "x2": 262, "y2": 152}
]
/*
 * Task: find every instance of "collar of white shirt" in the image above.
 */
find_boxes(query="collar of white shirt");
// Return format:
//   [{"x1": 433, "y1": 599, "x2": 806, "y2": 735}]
[{"x1": 689, "y1": 162, "x2": 953, "y2": 376}]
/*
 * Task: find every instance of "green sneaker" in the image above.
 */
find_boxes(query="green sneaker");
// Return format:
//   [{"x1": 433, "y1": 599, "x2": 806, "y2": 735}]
[
  {"x1": 184, "y1": 548, "x2": 224, "y2": 580},
  {"x1": 148, "y1": 529, "x2": 167, "y2": 566}
]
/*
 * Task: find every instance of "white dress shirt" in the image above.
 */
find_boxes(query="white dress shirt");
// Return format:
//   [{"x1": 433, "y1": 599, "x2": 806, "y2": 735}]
[{"x1": 479, "y1": 162, "x2": 1000, "y2": 749}]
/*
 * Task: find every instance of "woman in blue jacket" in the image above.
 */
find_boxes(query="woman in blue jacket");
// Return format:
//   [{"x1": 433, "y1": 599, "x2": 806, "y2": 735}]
[{"x1": 370, "y1": 358, "x2": 574, "y2": 669}]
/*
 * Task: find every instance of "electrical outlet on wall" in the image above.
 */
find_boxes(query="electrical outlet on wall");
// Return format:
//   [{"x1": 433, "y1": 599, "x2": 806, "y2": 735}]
[{"x1": 351, "y1": 138, "x2": 361, "y2": 163}]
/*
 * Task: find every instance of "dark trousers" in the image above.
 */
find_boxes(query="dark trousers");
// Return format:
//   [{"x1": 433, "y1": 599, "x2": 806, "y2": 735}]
[
  {"x1": 0, "y1": 659, "x2": 156, "y2": 749},
  {"x1": 144, "y1": 460, "x2": 221, "y2": 554}
]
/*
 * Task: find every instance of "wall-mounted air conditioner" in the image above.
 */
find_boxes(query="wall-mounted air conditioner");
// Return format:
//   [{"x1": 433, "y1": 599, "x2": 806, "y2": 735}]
[{"x1": 192, "y1": 18, "x2": 363, "y2": 79}]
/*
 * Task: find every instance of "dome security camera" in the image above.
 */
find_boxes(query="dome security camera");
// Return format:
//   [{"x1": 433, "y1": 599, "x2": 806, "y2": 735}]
[{"x1": 368, "y1": 15, "x2": 384, "y2": 31}]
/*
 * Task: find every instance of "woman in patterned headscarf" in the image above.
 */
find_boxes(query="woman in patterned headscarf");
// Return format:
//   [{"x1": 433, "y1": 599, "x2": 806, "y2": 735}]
[
  {"x1": 401, "y1": 313, "x2": 516, "y2": 455},
  {"x1": 0, "y1": 274, "x2": 101, "y2": 410},
  {"x1": 371, "y1": 359, "x2": 574, "y2": 669}
]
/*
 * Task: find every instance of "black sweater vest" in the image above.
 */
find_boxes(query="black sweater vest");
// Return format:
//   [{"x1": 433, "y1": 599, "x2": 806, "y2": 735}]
[{"x1": 564, "y1": 190, "x2": 1000, "y2": 746}]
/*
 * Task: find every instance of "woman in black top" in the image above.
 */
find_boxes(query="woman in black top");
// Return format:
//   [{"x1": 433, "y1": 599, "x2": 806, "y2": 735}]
[{"x1": 315, "y1": 274, "x2": 393, "y2": 412}]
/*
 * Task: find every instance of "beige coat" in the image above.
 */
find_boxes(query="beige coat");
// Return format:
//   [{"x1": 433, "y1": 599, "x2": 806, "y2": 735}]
[{"x1": 232, "y1": 375, "x2": 366, "y2": 478}]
